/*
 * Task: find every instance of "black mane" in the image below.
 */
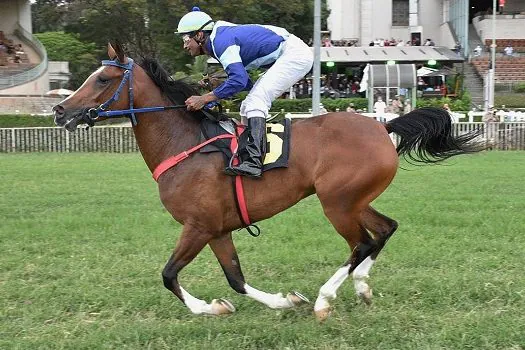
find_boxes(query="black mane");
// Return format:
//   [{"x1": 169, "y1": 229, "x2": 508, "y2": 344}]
[{"x1": 138, "y1": 57, "x2": 204, "y2": 119}]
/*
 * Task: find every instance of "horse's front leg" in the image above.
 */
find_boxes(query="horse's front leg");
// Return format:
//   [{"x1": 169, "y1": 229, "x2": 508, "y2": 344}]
[
  {"x1": 209, "y1": 233, "x2": 309, "y2": 309},
  {"x1": 162, "y1": 225, "x2": 235, "y2": 315}
]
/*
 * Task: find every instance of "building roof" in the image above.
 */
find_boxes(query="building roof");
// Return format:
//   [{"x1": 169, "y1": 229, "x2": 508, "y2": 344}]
[
  {"x1": 207, "y1": 46, "x2": 463, "y2": 65},
  {"x1": 319, "y1": 46, "x2": 463, "y2": 63}
]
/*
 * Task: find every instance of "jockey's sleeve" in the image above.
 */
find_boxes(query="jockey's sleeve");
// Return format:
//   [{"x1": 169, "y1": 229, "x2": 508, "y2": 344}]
[
  {"x1": 211, "y1": 43, "x2": 252, "y2": 99},
  {"x1": 213, "y1": 62, "x2": 252, "y2": 99}
]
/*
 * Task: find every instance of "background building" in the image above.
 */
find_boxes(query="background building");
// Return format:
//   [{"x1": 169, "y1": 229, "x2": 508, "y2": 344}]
[{"x1": 327, "y1": 0, "x2": 463, "y2": 53}]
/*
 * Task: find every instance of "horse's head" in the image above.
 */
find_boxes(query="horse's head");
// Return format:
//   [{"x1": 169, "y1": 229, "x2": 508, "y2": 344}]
[{"x1": 53, "y1": 42, "x2": 135, "y2": 131}]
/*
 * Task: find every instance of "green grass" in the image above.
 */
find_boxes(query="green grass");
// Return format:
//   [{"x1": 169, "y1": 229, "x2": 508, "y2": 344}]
[{"x1": 1, "y1": 152, "x2": 524, "y2": 349}]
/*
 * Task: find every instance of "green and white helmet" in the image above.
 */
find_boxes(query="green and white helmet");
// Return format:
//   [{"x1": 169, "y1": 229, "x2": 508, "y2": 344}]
[{"x1": 175, "y1": 7, "x2": 214, "y2": 34}]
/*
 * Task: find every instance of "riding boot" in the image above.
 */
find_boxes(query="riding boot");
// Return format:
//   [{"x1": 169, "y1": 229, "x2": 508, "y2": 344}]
[{"x1": 225, "y1": 116, "x2": 266, "y2": 178}]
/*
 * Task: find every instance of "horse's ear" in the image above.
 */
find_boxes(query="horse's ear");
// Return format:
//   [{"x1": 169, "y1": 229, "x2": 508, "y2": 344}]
[
  {"x1": 107, "y1": 41, "x2": 128, "y2": 64},
  {"x1": 107, "y1": 42, "x2": 117, "y2": 60}
]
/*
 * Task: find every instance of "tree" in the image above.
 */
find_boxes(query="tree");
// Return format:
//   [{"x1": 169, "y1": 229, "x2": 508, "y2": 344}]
[
  {"x1": 35, "y1": 32, "x2": 99, "y2": 89},
  {"x1": 31, "y1": 0, "x2": 330, "y2": 76},
  {"x1": 32, "y1": 0, "x2": 73, "y2": 33}
]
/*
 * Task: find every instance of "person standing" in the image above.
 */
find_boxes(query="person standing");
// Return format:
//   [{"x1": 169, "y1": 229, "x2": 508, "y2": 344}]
[{"x1": 373, "y1": 96, "x2": 387, "y2": 115}]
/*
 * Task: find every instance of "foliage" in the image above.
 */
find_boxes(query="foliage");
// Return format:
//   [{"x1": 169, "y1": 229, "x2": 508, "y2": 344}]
[
  {"x1": 494, "y1": 93, "x2": 525, "y2": 108},
  {"x1": 31, "y1": 0, "x2": 330, "y2": 76},
  {"x1": 0, "y1": 152, "x2": 524, "y2": 349},
  {"x1": 416, "y1": 92, "x2": 471, "y2": 111},
  {"x1": 31, "y1": 0, "x2": 71, "y2": 33},
  {"x1": 512, "y1": 82, "x2": 525, "y2": 93},
  {"x1": 0, "y1": 115, "x2": 54, "y2": 128},
  {"x1": 0, "y1": 114, "x2": 127, "y2": 127},
  {"x1": 35, "y1": 31, "x2": 100, "y2": 89}
]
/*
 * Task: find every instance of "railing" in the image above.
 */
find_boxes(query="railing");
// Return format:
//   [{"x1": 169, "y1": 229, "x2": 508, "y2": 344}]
[
  {"x1": 495, "y1": 81, "x2": 525, "y2": 93},
  {"x1": 0, "y1": 23, "x2": 48, "y2": 89},
  {"x1": 0, "y1": 127, "x2": 138, "y2": 153},
  {"x1": 1, "y1": 123, "x2": 525, "y2": 153}
]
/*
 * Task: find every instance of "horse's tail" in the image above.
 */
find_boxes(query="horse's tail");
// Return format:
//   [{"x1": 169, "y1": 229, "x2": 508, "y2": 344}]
[{"x1": 385, "y1": 107, "x2": 484, "y2": 164}]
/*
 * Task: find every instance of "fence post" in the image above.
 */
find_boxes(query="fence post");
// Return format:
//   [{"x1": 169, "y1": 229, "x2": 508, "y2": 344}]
[
  {"x1": 11, "y1": 128, "x2": 16, "y2": 152},
  {"x1": 65, "y1": 130, "x2": 70, "y2": 153},
  {"x1": 119, "y1": 127, "x2": 123, "y2": 153}
]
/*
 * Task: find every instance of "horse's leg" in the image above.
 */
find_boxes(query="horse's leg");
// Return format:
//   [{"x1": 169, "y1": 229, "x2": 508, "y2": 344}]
[
  {"x1": 209, "y1": 233, "x2": 309, "y2": 309},
  {"x1": 162, "y1": 225, "x2": 234, "y2": 315},
  {"x1": 352, "y1": 206, "x2": 398, "y2": 304},
  {"x1": 313, "y1": 209, "x2": 378, "y2": 321}
]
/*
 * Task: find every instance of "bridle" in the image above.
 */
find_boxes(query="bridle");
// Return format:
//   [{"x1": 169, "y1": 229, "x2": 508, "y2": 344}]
[{"x1": 83, "y1": 58, "x2": 218, "y2": 127}]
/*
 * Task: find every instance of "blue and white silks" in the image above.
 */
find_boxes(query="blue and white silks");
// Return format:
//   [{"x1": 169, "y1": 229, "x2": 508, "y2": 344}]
[{"x1": 206, "y1": 21, "x2": 313, "y2": 119}]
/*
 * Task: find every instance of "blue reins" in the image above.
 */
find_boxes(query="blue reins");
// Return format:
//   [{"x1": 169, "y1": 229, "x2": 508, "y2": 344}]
[{"x1": 84, "y1": 58, "x2": 217, "y2": 127}]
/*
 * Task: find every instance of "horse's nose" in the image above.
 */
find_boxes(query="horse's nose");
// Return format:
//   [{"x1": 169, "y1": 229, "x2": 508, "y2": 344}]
[
  {"x1": 52, "y1": 104, "x2": 64, "y2": 117},
  {"x1": 53, "y1": 104, "x2": 66, "y2": 126}
]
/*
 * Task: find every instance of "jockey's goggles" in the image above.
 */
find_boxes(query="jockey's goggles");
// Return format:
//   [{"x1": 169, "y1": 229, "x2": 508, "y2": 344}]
[
  {"x1": 180, "y1": 20, "x2": 214, "y2": 44},
  {"x1": 182, "y1": 34, "x2": 192, "y2": 44}
]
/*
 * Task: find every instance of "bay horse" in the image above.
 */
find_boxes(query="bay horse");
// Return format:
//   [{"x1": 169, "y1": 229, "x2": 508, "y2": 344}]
[{"x1": 53, "y1": 43, "x2": 482, "y2": 321}]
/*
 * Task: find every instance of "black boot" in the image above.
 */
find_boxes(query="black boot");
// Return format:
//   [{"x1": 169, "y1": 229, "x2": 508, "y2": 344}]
[{"x1": 225, "y1": 117, "x2": 266, "y2": 178}]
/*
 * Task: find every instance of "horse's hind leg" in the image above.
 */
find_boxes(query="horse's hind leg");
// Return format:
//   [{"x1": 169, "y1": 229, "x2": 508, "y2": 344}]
[
  {"x1": 209, "y1": 233, "x2": 309, "y2": 309},
  {"x1": 352, "y1": 206, "x2": 398, "y2": 304},
  {"x1": 313, "y1": 208, "x2": 377, "y2": 320}
]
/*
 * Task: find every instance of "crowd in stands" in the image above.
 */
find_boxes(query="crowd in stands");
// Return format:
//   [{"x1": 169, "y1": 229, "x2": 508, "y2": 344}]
[
  {"x1": 313, "y1": 37, "x2": 440, "y2": 48},
  {"x1": 288, "y1": 72, "x2": 365, "y2": 99},
  {"x1": 367, "y1": 37, "x2": 437, "y2": 47},
  {"x1": 0, "y1": 30, "x2": 27, "y2": 67}
]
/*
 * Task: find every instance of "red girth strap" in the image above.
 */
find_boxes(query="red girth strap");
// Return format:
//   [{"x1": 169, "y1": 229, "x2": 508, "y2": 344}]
[
  {"x1": 152, "y1": 128, "x2": 252, "y2": 226},
  {"x1": 152, "y1": 133, "x2": 234, "y2": 181},
  {"x1": 230, "y1": 125, "x2": 252, "y2": 226}
]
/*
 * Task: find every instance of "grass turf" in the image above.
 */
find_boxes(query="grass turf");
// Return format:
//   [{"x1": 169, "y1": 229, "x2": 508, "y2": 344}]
[{"x1": 0, "y1": 151, "x2": 524, "y2": 349}]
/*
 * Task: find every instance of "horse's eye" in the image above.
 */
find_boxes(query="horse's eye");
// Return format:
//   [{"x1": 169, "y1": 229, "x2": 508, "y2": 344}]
[{"x1": 97, "y1": 75, "x2": 110, "y2": 85}]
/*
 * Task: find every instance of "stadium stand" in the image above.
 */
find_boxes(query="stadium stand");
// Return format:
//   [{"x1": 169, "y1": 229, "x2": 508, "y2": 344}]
[
  {"x1": 484, "y1": 39, "x2": 525, "y2": 53},
  {"x1": 471, "y1": 56, "x2": 525, "y2": 81}
]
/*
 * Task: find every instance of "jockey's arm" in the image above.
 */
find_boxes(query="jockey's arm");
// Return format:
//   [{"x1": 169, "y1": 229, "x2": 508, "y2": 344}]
[{"x1": 212, "y1": 62, "x2": 252, "y2": 100}]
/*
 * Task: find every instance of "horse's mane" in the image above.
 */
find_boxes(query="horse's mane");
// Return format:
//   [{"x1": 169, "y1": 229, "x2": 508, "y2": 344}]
[{"x1": 137, "y1": 57, "x2": 205, "y2": 120}]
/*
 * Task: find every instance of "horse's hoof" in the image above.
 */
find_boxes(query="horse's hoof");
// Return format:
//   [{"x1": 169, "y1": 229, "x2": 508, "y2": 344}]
[
  {"x1": 211, "y1": 298, "x2": 236, "y2": 315},
  {"x1": 358, "y1": 288, "x2": 373, "y2": 305},
  {"x1": 314, "y1": 307, "x2": 331, "y2": 322},
  {"x1": 287, "y1": 291, "x2": 310, "y2": 306}
]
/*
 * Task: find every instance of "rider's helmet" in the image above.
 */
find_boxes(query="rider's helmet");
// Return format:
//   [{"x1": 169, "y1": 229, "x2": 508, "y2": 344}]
[{"x1": 175, "y1": 7, "x2": 214, "y2": 35}]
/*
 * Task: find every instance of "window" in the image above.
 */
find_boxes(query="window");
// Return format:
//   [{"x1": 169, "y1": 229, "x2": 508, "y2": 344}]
[{"x1": 392, "y1": 0, "x2": 409, "y2": 26}]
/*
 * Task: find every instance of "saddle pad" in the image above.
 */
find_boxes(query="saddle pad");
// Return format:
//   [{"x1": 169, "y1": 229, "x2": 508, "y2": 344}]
[{"x1": 199, "y1": 118, "x2": 291, "y2": 172}]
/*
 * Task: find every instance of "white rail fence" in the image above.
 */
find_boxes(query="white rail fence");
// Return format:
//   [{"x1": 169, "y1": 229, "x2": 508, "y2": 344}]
[{"x1": 1, "y1": 123, "x2": 525, "y2": 153}]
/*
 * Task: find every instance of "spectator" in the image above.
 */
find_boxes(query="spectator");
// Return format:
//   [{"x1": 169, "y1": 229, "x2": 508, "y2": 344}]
[
  {"x1": 373, "y1": 96, "x2": 387, "y2": 114},
  {"x1": 483, "y1": 108, "x2": 499, "y2": 123},
  {"x1": 454, "y1": 42, "x2": 462, "y2": 54},
  {"x1": 424, "y1": 39, "x2": 435, "y2": 46},
  {"x1": 346, "y1": 103, "x2": 356, "y2": 113},
  {"x1": 504, "y1": 45, "x2": 514, "y2": 56},
  {"x1": 391, "y1": 95, "x2": 405, "y2": 115},
  {"x1": 473, "y1": 45, "x2": 482, "y2": 56},
  {"x1": 443, "y1": 103, "x2": 452, "y2": 112}
]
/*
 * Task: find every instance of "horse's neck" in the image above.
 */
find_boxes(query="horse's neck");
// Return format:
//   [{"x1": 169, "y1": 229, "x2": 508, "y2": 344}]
[{"x1": 133, "y1": 110, "x2": 200, "y2": 173}]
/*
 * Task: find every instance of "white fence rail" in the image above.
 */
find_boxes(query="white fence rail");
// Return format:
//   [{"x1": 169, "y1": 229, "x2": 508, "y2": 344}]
[
  {"x1": 0, "y1": 127, "x2": 138, "y2": 153},
  {"x1": 1, "y1": 123, "x2": 525, "y2": 153}
]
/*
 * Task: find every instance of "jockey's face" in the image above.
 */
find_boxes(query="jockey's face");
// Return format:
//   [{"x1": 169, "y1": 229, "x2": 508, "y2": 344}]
[{"x1": 183, "y1": 32, "x2": 206, "y2": 57}]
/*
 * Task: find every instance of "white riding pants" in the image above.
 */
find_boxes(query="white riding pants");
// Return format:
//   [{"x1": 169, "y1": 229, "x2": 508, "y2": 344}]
[{"x1": 240, "y1": 35, "x2": 313, "y2": 120}]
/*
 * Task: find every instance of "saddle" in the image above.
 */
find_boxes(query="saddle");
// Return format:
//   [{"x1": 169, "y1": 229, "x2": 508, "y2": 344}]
[{"x1": 199, "y1": 117, "x2": 291, "y2": 172}]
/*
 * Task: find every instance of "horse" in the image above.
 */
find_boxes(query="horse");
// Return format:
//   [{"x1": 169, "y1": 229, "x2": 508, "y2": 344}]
[{"x1": 52, "y1": 42, "x2": 482, "y2": 321}]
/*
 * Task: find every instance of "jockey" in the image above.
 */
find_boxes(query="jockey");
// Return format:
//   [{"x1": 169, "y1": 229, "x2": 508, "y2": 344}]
[{"x1": 176, "y1": 7, "x2": 313, "y2": 178}]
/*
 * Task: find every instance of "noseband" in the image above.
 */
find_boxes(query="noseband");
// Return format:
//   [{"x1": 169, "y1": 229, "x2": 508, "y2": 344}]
[{"x1": 84, "y1": 58, "x2": 201, "y2": 127}]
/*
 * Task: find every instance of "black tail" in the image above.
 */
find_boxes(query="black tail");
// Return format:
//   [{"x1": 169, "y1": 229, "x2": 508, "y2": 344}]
[{"x1": 385, "y1": 107, "x2": 484, "y2": 164}]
